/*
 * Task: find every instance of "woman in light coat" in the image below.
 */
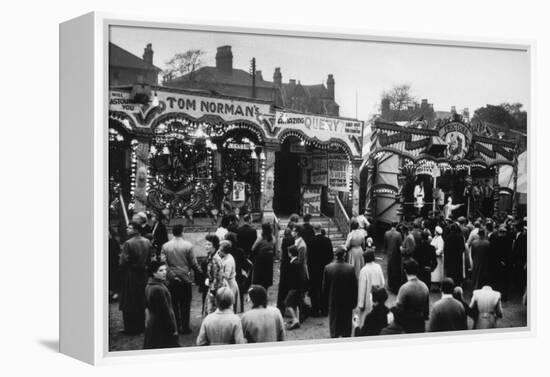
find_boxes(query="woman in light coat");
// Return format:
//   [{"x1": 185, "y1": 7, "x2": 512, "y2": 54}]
[
  {"x1": 430, "y1": 226, "x2": 445, "y2": 290},
  {"x1": 345, "y1": 220, "x2": 366, "y2": 279},
  {"x1": 218, "y1": 240, "x2": 240, "y2": 313},
  {"x1": 356, "y1": 250, "x2": 385, "y2": 328}
]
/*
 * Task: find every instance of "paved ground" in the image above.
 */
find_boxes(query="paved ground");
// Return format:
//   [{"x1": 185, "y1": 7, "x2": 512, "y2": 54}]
[{"x1": 109, "y1": 250, "x2": 527, "y2": 351}]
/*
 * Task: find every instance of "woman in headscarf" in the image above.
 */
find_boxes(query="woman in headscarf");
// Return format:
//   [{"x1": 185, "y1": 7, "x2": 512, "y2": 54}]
[{"x1": 430, "y1": 226, "x2": 445, "y2": 291}]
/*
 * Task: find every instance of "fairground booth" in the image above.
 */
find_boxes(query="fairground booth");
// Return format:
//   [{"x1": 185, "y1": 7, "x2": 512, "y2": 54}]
[
  {"x1": 362, "y1": 116, "x2": 524, "y2": 225},
  {"x1": 108, "y1": 84, "x2": 364, "y2": 226}
]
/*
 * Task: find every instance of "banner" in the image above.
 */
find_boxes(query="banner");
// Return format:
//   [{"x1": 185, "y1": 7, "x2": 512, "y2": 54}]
[
  {"x1": 110, "y1": 89, "x2": 271, "y2": 128},
  {"x1": 438, "y1": 122, "x2": 473, "y2": 161},
  {"x1": 274, "y1": 111, "x2": 364, "y2": 157},
  {"x1": 302, "y1": 186, "x2": 322, "y2": 215},
  {"x1": 328, "y1": 159, "x2": 349, "y2": 192}
]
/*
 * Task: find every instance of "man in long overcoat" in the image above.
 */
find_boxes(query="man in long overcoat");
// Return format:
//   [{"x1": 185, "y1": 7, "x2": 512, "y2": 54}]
[
  {"x1": 385, "y1": 222, "x2": 403, "y2": 294},
  {"x1": 119, "y1": 221, "x2": 152, "y2": 334},
  {"x1": 471, "y1": 228, "x2": 491, "y2": 290},
  {"x1": 307, "y1": 223, "x2": 334, "y2": 316},
  {"x1": 444, "y1": 223, "x2": 466, "y2": 286},
  {"x1": 322, "y1": 246, "x2": 358, "y2": 338},
  {"x1": 236, "y1": 214, "x2": 258, "y2": 259}
]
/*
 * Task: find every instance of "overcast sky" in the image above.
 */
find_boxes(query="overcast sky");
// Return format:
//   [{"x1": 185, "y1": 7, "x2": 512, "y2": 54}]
[{"x1": 110, "y1": 25, "x2": 530, "y2": 122}]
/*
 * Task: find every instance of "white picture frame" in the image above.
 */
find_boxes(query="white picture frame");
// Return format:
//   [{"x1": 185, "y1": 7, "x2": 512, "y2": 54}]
[{"x1": 60, "y1": 12, "x2": 534, "y2": 365}]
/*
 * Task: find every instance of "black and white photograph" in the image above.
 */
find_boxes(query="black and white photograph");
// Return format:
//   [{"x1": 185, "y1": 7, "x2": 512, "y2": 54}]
[{"x1": 107, "y1": 24, "x2": 529, "y2": 352}]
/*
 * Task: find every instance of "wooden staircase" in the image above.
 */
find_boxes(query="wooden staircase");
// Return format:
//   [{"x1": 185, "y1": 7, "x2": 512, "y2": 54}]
[{"x1": 275, "y1": 215, "x2": 347, "y2": 248}]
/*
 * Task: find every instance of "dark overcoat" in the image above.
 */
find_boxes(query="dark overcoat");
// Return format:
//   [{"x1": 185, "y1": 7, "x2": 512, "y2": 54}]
[
  {"x1": 384, "y1": 229, "x2": 403, "y2": 293},
  {"x1": 443, "y1": 232, "x2": 465, "y2": 284},
  {"x1": 251, "y1": 239, "x2": 275, "y2": 289},
  {"x1": 471, "y1": 238, "x2": 491, "y2": 289},
  {"x1": 413, "y1": 242, "x2": 437, "y2": 287},
  {"x1": 277, "y1": 235, "x2": 296, "y2": 312},
  {"x1": 236, "y1": 223, "x2": 258, "y2": 258},
  {"x1": 307, "y1": 234, "x2": 334, "y2": 286},
  {"x1": 322, "y1": 260, "x2": 358, "y2": 338},
  {"x1": 428, "y1": 297, "x2": 467, "y2": 332},
  {"x1": 119, "y1": 235, "x2": 152, "y2": 313},
  {"x1": 144, "y1": 278, "x2": 179, "y2": 349}
]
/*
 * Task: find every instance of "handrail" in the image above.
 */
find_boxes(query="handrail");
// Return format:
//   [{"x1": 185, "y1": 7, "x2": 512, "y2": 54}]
[{"x1": 333, "y1": 194, "x2": 350, "y2": 236}]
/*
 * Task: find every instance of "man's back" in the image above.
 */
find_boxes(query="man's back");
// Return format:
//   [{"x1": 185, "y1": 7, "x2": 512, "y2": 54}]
[
  {"x1": 384, "y1": 229, "x2": 402, "y2": 255},
  {"x1": 396, "y1": 277, "x2": 429, "y2": 332},
  {"x1": 323, "y1": 261, "x2": 358, "y2": 310},
  {"x1": 241, "y1": 306, "x2": 285, "y2": 343},
  {"x1": 429, "y1": 297, "x2": 467, "y2": 332},
  {"x1": 237, "y1": 223, "x2": 258, "y2": 256},
  {"x1": 197, "y1": 310, "x2": 245, "y2": 346},
  {"x1": 161, "y1": 237, "x2": 198, "y2": 282},
  {"x1": 121, "y1": 236, "x2": 151, "y2": 268},
  {"x1": 302, "y1": 222, "x2": 315, "y2": 248},
  {"x1": 471, "y1": 287, "x2": 501, "y2": 314},
  {"x1": 308, "y1": 234, "x2": 333, "y2": 274}
]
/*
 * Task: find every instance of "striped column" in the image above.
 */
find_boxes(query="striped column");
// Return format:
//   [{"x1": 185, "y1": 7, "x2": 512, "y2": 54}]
[
  {"x1": 493, "y1": 165, "x2": 500, "y2": 216},
  {"x1": 365, "y1": 127, "x2": 378, "y2": 217}
]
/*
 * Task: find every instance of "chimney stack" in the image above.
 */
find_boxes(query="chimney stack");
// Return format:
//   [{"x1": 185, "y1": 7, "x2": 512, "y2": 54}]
[
  {"x1": 216, "y1": 45, "x2": 233, "y2": 74},
  {"x1": 327, "y1": 74, "x2": 335, "y2": 100},
  {"x1": 289, "y1": 79, "x2": 296, "y2": 86},
  {"x1": 451, "y1": 105, "x2": 457, "y2": 113},
  {"x1": 462, "y1": 107, "x2": 470, "y2": 121},
  {"x1": 273, "y1": 67, "x2": 282, "y2": 86},
  {"x1": 143, "y1": 43, "x2": 153, "y2": 65},
  {"x1": 255, "y1": 70, "x2": 263, "y2": 81}
]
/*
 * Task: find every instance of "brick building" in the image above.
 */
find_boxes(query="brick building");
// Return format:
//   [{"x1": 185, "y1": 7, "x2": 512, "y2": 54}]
[
  {"x1": 381, "y1": 97, "x2": 471, "y2": 126},
  {"x1": 109, "y1": 42, "x2": 162, "y2": 86},
  {"x1": 163, "y1": 45, "x2": 340, "y2": 116}
]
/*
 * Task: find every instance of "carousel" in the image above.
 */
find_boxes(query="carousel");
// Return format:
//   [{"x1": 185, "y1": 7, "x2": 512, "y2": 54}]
[{"x1": 362, "y1": 115, "x2": 523, "y2": 224}]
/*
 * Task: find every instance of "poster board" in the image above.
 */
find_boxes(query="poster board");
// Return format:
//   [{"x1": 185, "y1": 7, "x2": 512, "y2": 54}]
[
  {"x1": 302, "y1": 185, "x2": 322, "y2": 214},
  {"x1": 328, "y1": 159, "x2": 349, "y2": 192}
]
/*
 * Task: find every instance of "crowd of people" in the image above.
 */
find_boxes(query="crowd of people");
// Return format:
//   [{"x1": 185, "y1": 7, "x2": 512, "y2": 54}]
[{"x1": 108, "y1": 206, "x2": 527, "y2": 350}]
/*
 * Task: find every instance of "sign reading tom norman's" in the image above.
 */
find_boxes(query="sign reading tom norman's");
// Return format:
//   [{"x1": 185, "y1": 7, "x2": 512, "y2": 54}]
[
  {"x1": 109, "y1": 89, "x2": 272, "y2": 128},
  {"x1": 274, "y1": 111, "x2": 364, "y2": 157}
]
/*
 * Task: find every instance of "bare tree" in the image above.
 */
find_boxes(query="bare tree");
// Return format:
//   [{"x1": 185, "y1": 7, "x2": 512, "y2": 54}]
[
  {"x1": 381, "y1": 84, "x2": 416, "y2": 120},
  {"x1": 163, "y1": 49, "x2": 205, "y2": 82}
]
